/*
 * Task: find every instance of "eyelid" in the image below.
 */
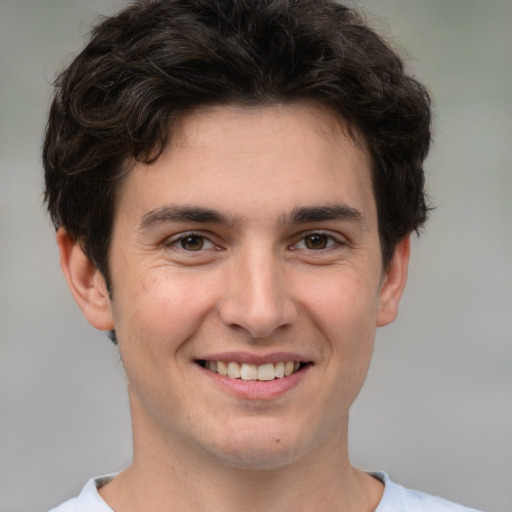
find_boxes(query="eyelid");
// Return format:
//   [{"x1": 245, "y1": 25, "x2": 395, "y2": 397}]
[
  {"x1": 290, "y1": 230, "x2": 347, "y2": 251},
  {"x1": 161, "y1": 229, "x2": 346, "y2": 251},
  {"x1": 163, "y1": 231, "x2": 218, "y2": 250}
]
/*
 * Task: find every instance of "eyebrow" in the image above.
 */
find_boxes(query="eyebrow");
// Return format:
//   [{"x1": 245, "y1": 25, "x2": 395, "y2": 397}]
[
  {"x1": 286, "y1": 204, "x2": 365, "y2": 225},
  {"x1": 139, "y1": 205, "x2": 233, "y2": 230},
  {"x1": 139, "y1": 203, "x2": 365, "y2": 231}
]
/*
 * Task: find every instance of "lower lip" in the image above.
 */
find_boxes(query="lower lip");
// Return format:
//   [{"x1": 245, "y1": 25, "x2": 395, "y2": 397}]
[{"x1": 195, "y1": 363, "x2": 310, "y2": 400}]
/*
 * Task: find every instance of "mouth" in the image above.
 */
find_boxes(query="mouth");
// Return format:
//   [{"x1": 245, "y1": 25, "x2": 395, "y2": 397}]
[{"x1": 196, "y1": 360, "x2": 310, "y2": 381}]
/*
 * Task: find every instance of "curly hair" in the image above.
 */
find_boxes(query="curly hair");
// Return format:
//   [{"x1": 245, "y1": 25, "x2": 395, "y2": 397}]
[{"x1": 43, "y1": 0, "x2": 431, "y2": 284}]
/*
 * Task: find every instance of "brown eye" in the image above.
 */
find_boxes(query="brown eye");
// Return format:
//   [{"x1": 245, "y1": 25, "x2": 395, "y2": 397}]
[
  {"x1": 304, "y1": 234, "x2": 329, "y2": 250},
  {"x1": 180, "y1": 235, "x2": 204, "y2": 251}
]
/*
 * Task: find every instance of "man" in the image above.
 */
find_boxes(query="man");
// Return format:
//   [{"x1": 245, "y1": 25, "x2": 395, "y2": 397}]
[{"x1": 43, "y1": 1, "x2": 482, "y2": 510}]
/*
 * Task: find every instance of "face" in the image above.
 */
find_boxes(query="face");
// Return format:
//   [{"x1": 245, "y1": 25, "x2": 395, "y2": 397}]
[{"x1": 66, "y1": 102, "x2": 408, "y2": 470}]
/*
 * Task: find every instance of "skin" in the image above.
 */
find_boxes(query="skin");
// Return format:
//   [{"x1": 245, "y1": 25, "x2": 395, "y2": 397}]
[{"x1": 58, "y1": 102, "x2": 410, "y2": 512}]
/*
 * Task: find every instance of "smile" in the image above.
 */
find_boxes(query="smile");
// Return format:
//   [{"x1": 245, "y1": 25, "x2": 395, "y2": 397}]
[{"x1": 198, "y1": 360, "x2": 306, "y2": 381}]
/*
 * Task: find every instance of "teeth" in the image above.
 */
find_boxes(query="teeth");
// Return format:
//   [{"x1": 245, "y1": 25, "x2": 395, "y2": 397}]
[
  {"x1": 257, "y1": 363, "x2": 275, "y2": 381},
  {"x1": 217, "y1": 361, "x2": 228, "y2": 376},
  {"x1": 274, "y1": 361, "x2": 285, "y2": 378},
  {"x1": 227, "y1": 361, "x2": 241, "y2": 379},
  {"x1": 240, "y1": 363, "x2": 258, "y2": 381},
  {"x1": 204, "y1": 360, "x2": 303, "y2": 381}
]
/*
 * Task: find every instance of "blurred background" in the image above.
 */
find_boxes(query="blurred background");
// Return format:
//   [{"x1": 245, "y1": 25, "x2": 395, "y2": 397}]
[{"x1": 0, "y1": 1, "x2": 510, "y2": 511}]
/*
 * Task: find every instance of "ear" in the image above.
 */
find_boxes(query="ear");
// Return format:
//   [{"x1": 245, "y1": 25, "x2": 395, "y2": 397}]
[
  {"x1": 376, "y1": 235, "x2": 410, "y2": 327},
  {"x1": 56, "y1": 227, "x2": 114, "y2": 331}
]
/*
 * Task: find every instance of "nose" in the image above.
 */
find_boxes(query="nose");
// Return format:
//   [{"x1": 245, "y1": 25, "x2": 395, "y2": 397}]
[{"x1": 218, "y1": 247, "x2": 299, "y2": 339}]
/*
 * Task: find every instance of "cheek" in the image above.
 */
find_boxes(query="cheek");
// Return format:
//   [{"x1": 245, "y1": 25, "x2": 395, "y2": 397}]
[
  {"x1": 303, "y1": 268, "x2": 379, "y2": 398},
  {"x1": 112, "y1": 272, "x2": 215, "y2": 358},
  {"x1": 302, "y1": 267, "x2": 380, "y2": 340}
]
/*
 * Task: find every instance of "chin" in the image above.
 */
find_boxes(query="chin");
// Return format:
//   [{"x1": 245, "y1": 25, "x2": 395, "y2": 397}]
[
  {"x1": 214, "y1": 444, "x2": 302, "y2": 471},
  {"x1": 204, "y1": 421, "x2": 308, "y2": 470}
]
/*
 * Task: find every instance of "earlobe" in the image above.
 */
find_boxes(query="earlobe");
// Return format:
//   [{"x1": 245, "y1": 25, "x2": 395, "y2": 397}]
[
  {"x1": 376, "y1": 235, "x2": 411, "y2": 327},
  {"x1": 56, "y1": 227, "x2": 114, "y2": 331}
]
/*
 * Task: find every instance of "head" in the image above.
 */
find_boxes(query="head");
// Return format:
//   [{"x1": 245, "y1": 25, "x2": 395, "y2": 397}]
[
  {"x1": 44, "y1": 0, "x2": 433, "y2": 470},
  {"x1": 43, "y1": 0, "x2": 431, "y2": 290}
]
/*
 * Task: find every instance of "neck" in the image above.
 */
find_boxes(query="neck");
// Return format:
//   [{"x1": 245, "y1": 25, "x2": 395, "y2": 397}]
[{"x1": 99, "y1": 394, "x2": 383, "y2": 512}]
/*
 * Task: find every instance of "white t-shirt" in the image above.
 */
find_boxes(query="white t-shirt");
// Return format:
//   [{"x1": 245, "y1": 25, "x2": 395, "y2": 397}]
[{"x1": 49, "y1": 471, "x2": 482, "y2": 512}]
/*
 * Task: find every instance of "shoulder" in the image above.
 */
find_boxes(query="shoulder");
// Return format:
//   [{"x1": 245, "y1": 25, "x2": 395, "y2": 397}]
[
  {"x1": 47, "y1": 475, "x2": 115, "y2": 512},
  {"x1": 372, "y1": 472, "x2": 483, "y2": 512},
  {"x1": 48, "y1": 496, "x2": 79, "y2": 512}
]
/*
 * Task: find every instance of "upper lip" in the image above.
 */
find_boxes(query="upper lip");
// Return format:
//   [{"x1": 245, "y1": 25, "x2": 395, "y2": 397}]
[{"x1": 195, "y1": 351, "x2": 314, "y2": 365}]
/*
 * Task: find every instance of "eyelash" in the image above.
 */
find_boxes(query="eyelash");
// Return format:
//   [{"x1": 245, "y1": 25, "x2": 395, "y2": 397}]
[
  {"x1": 290, "y1": 231, "x2": 345, "y2": 252},
  {"x1": 165, "y1": 231, "x2": 345, "y2": 253},
  {"x1": 165, "y1": 232, "x2": 217, "y2": 252}
]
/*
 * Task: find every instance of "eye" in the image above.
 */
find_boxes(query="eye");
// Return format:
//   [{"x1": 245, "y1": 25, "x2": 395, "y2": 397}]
[
  {"x1": 179, "y1": 234, "x2": 206, "y2": 251},
  {"x1": 166, "y1": 233, "x2": 216, "y2": 252},
  {"x1": 304, "y1": 233, "x2": 330, "y2": 250},
  {"x1": 292, "y1": 232, "x2": 341, "y2": 251}
]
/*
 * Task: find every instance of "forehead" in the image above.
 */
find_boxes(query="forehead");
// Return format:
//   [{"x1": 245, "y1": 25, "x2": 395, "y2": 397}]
[
  {"x1": 172, "y1": 102, "x2": 368, "y2": 167},
  {"x1": 115, "y1": 102, "x2": 376, "y2": 228},
  {"x1": 176, "y1": 100, "x2": 362, "y2": 140}
]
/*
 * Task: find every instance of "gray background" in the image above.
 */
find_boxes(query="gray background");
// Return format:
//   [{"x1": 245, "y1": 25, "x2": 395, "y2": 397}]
[{"x1": 1, "y1": 1, "x2": 510, "y2": 511}]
